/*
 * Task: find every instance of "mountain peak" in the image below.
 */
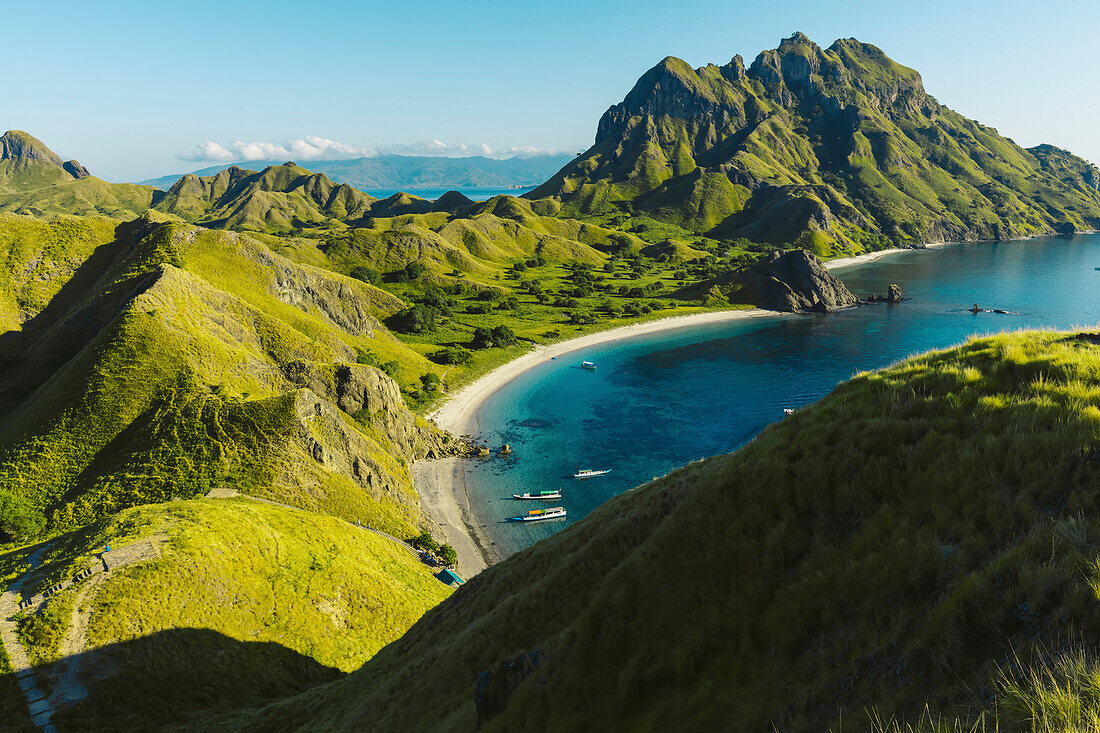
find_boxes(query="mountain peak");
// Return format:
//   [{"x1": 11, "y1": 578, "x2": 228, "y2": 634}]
[{"x1": 0, "y1": 130, "x2": 64, "y2": 167}]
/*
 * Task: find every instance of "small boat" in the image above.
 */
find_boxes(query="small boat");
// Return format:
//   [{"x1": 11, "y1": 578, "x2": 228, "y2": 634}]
[
  {"x1": 783, "y1": 408, "x2": 795, "y2": 417},
  {"x1": 581, "y1": 361, "x2": 597, "y2": 370},
  {"x1": 512, "y1": 490, "x2": 562, "y2": 500},
  {"x1": 573, "y1": 468, "x2": 611, "y2": 479},
  {"x1": 509, "y1": 506, "x2": 567, "y2": 522}
]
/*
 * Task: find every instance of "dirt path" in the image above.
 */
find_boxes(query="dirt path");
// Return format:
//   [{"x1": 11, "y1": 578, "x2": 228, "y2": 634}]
[{"x1": 0, "y1": 541, "x2": 59, "y2": 732}]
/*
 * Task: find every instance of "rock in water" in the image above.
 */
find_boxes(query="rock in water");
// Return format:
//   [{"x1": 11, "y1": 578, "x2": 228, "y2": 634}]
[
  {"x1": 887, "y1": 283, "x2": 903, "y2": 303},
  {"x1": 747, "y1": 249, "x2": 859, "y2": 313}
]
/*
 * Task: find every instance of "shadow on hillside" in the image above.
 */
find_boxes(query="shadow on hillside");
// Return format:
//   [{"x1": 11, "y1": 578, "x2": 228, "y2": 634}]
[
  {"x1": 0, "y1": 224, "x2": 135, "y2": 411},
  {"x1": 43, "y1": 627, "x2": 343, "y2": 731}
]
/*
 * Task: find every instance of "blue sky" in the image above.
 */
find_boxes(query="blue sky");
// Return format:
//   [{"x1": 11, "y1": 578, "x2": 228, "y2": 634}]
[{"x1": 5, "y1": 0, "x2": 1098, "y2": 181}]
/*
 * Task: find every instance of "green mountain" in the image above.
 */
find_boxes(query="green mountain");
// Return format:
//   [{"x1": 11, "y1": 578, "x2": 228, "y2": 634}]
[
  {"x1": 530, "y1": 34, "x2": 1100, "y2": 256},
  {"x1": 0, "y1": 130, "x2": 161, "y2": 220},
  {"x1": 0, "y1": 212, "x2": 452, "y2": 537},
  {"x1": 153, "y1": 163, "x2": 376, "y2": 232},
  {"x1": 251, "y1": 330, "x2": 1100, "y2": 731},
  {"x1": 140, "y1": 154, "x2": 576, "y2": 192}
]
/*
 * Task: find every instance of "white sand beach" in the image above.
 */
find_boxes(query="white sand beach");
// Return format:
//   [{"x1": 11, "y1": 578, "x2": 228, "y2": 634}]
[{"x1": 414, "y1": 307, "x2": 776, "y2": 576}]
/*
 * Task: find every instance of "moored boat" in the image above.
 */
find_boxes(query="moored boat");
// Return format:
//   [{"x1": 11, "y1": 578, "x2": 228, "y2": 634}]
[
  {"x1": 581, "y1": 361, "x2": 597, "y2": 370},
  {"x1": 512, "y1": 490, "x2": 563, "y2": 500},
  {"x1": 508, "y1": 506, "x2": 567, "y2": 522},
  {"x1": 573, "y1": 468, "x2": 610, "y2": 479}
]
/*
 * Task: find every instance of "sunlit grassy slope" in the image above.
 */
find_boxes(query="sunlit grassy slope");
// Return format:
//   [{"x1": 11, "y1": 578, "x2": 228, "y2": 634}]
[
  {"x1": 1, "y1": 498, "x2": 449, "y2": 731},
  {"x1": 251, "y1": 330, "x2": 1100, "y2": 731},
  {"x1": 0, "y1": 215, "x2": 448, "y2": 538}
]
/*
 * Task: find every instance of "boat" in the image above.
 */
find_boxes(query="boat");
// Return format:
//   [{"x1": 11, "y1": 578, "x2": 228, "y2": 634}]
[
  {"x1": 508, "y1": 506, "x2": 567, "y2": 522},
  {"x1": 512, "y1": 490, "x2": 563, "y2": 500},
  {"x1": 573, "y1": 468, "x2": 611, "y2": 479},
  {"x1": 581, "y1": 361, "x2": 597, "y2": 370}
]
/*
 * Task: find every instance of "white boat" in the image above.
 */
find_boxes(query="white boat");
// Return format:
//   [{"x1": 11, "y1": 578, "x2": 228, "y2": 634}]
[
  {"x1": 512, "y1": 490, "x2": 562, "y2": 501},
  {"x1": 508, "y1": 506, "x2": 567, "y2": 522},
  {"x1": 573, "y1": 468, "x2": 611, "y2": 479},
  {"x1": 581, "y1": 361, "x2": 597, "y2": 370}
]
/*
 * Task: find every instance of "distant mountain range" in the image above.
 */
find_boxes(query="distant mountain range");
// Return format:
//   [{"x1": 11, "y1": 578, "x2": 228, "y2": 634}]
[
  {"x1": 140, "y1": 154, "x2": 575, "y2": 192},
  {"x1": 531, "y1": 32, "x2": 1100, "y2": 254}
]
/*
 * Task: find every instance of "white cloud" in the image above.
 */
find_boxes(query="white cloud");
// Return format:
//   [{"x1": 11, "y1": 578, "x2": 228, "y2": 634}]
[{"x1": 179, "y1": 136, "x2": 580, "y2": 162}]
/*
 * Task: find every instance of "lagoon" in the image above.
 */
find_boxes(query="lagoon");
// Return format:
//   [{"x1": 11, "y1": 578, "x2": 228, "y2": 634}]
[{"x1": 460, "y1": 235, "x2": 1100, "y2": 559}]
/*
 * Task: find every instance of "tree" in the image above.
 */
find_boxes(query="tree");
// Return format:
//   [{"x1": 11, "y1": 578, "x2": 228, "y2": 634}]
[
  {"x1": 420, "y1": 373, "x2": 442, "y2": 393},
  {"x1": 350, "y1": 265, "x2": 381, "y2": 285},
  {"x1": 472, "y1": 324, "x2": 517, "y2": 349},
  {"x1": 490, "y1": 324, "x2": 517, "y2": 346},
  {"x1": 435, "y1": 346, "x2": 473, "y2": 365},
  {"x1": 393, "y1": 261, "x2": 428, "y2": 282},
  {"x1": 411, "y1": 530, "x2": 439, "y2": 554},
  {"x1": 439, "y1": 544, "x2": 458, "y2": 568},
  {"x1": 393, "y1": 304, "x2": 441, "y2": 333},
  {"x1": 419, "y1": 289, "x2": 454, "y2": 314}
]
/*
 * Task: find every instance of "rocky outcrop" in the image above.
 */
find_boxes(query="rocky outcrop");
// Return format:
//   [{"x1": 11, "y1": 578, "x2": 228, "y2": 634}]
[
  {"x1": 864, "y1": 283, "x2": 906, "y2": 304},
  {"x1": 745, "y1": 249, "x2": 859, "y2": 313},
  {"x1": 62, "y1": 160, "x2": 91, "y2": 179},
  {"x1": 282, "y1": 360, "x2": 452, "y2": 461}
]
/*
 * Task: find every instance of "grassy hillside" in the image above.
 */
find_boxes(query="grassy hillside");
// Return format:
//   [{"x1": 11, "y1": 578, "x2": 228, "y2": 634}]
[
  {"x1": 531, "y1": 34, "x2": 1100, "y2": 255},
  {"x1": 0, "y1": 214, "x2": 120, "y2": 332},
  {"x1": 154, "y1": 163, "x2": 375, "y2": 233},
  {"x1": 249, "y1": 330, "x2": 1100, "y2": 731},
  {"x1": 0, "y1": 131, "x2": 160, "y2": 220},
  {"x1": 0, "y1": 498, "x2": 449, "y2": 730},
  {"x1": 261, "y1": 194, "x2": 780, "y2": 402},
  {"x1": 0, "y1": 214, "x2": 451, "y2": 539}
]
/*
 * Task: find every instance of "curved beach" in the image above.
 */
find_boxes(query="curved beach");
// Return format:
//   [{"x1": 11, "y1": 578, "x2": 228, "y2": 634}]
[
  {"x1": 414, "y1": 307, "x2": 779, "y2": 575},
  {"x1": 413, "y1": 244, "x2": 928, "y2": 576}
]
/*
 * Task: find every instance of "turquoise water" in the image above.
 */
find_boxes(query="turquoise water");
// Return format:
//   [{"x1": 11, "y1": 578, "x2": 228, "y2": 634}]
[{"x1": 463, "y1": 235, "x2": 1100, "y2": 559}]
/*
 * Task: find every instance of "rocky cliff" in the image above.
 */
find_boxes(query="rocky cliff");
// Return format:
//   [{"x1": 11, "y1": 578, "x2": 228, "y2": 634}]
[{"x1": 741, "y1": 248, "x2": 859, "y2": 312}]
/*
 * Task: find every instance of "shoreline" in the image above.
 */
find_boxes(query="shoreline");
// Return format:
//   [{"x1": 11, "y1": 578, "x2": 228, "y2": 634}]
[
  {"x1": 414, "y1": 307, "x2": 776, "y2": 575},
  {"x1": 825, "y1": 241, "x2": 951, "y2": 270},
  {"x1": 412, "y1": 231, "x2": 1085, "y2": 576}
]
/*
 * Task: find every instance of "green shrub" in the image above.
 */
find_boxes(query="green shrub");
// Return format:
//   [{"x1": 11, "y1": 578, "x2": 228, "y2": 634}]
[
  {"x1": 0, "y1": 490, "x2": 44, "y2": 542},
  {"x1": 393, "y1": 305, "x2": 441, "y2": 333},
  {"x1": 410, "y1": 530, "x2": 438, "y2": 554},
  {"x1": 349, "y1": 266, "x2": 381, "y2": 285},
  {"x1": 435, "y1": 346, "x2": 473, "y2": 365}
]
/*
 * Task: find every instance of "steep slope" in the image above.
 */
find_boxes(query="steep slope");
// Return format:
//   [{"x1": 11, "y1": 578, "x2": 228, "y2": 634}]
[
  {"x1": 0, "y1": 499, "x2": 451, "y2": 731},
  {"x1": 0, "y1": 130, "x2": 160, "y2": 219},
  {"x1": 0, "y1": 214, "x2": 452, "y2": 537},
  {"x1": 154, "y1": 163, "x2": 376, "y2": 232},
  {"x1": 254, "y1": 331, "x2": 1100, "y2": 731},
  {"x1": 531, "y1": 34, "x2": 1100, "y2": 255}
]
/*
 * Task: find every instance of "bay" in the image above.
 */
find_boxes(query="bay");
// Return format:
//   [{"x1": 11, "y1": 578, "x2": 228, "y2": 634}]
[{"x1": 463, "y1": 235, "x2": 1100, "y2": 559}]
